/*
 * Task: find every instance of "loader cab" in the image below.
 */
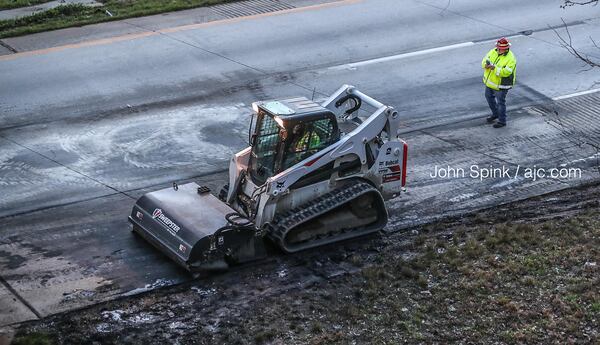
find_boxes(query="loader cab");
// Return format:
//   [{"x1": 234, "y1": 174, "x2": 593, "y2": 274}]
[{"x1": 249, "y1": 98, "x2": 340, "y2": 186}]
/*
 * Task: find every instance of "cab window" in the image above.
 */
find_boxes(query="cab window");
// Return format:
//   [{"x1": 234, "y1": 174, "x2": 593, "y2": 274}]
[
  {"x1": 250, "y1": 115, "x2": 281, "y2": 184},
  {"x1": 281, "y1": 118, "x2": 336, "y2": 171}
]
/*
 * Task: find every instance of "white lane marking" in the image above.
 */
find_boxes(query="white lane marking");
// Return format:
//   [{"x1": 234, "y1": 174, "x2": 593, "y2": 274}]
[
  {"x1": 328, "y1": 41, "x2": 475, "y2": 70},
  {"x1": 476, "y1": 33, "x2": 524, "y2": 45},
  {"x1": 552, "y1": 87, "x2": 600, "y2": 100},
  {"x1": 449, "y1": 192, "x2": 477, "y2": 203},
  {"x1": 559, "y1": 153, "x2": 600, "y2": 167},
  {"x1": 327, "y1": 33, "x2": 532, "y2": 71}
]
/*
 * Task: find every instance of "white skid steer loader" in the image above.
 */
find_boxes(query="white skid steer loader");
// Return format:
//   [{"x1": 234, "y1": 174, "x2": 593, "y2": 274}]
[{"x1": 129, "y1": 85, "x2": 408, "y2": 271}]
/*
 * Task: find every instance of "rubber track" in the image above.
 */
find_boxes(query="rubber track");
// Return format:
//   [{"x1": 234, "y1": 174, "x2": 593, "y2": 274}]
[{"x1": 267, "y1": 179, "x2": 385, "y2": 253}]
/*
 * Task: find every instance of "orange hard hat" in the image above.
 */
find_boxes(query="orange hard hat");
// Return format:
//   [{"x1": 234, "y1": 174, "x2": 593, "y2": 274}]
[{"x1": 496, "y1": 37, "x2": 511, "y2": 49}]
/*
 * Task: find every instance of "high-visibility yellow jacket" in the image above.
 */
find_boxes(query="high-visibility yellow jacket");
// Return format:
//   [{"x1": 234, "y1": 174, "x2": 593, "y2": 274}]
[
  {"x1": 482, "y1": 48, "x2": 516, "y2": 91},
  {"x1": 296, "y1": 131, "x2": 320, "y2": 152}
]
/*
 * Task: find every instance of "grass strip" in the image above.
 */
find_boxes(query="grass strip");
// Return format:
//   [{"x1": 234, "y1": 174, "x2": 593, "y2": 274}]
[
  {"x1": 0, "y1": 0, "x2": 239, "y2": 39},
  {"x1": 240, "y1": 211, "x2": 600, "y2": 344},
  {"x1": 0, "y1": 0, "x2": 53, "y2": 11}
]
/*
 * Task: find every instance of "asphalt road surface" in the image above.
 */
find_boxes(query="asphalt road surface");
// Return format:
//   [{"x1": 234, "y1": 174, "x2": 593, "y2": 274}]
[{"x1": 1, "y1": 0, "x2": 600, "y2": 326}]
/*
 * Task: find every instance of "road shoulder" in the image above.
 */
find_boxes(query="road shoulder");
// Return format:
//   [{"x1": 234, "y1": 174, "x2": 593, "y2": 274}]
[{"x1": 0, "y1": 0, "x2": 346, "y2": 53}]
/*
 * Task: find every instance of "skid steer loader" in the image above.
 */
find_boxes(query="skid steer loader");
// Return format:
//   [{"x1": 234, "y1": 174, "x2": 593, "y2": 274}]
[{"x1": 129, "y1": 85, "x2": 408, "y2": 271}]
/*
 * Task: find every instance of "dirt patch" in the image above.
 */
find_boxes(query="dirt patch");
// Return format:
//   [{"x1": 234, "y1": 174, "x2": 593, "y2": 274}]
[{"x1": 13, "y1": 182, "x2": 600, "y2": 344}]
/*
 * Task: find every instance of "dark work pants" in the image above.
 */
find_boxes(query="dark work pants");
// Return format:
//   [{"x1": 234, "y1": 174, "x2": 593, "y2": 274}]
[{"x1": 485, "y1": 86, "x2": 509, "y2": 124}]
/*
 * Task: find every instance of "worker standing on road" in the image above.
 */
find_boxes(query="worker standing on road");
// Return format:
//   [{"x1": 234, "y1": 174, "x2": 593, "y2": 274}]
[{"x1": 482, "y1": 37, "x2": 517, "y2": 128}]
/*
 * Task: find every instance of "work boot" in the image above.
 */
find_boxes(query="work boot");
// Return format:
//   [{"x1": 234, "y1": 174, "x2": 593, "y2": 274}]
[
  {"x1": 486, "y1": 116, "x2": 498, "y2": 123},
  {"x1": 493, "y1": 122, "x2": 506, "y2": 128}
]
